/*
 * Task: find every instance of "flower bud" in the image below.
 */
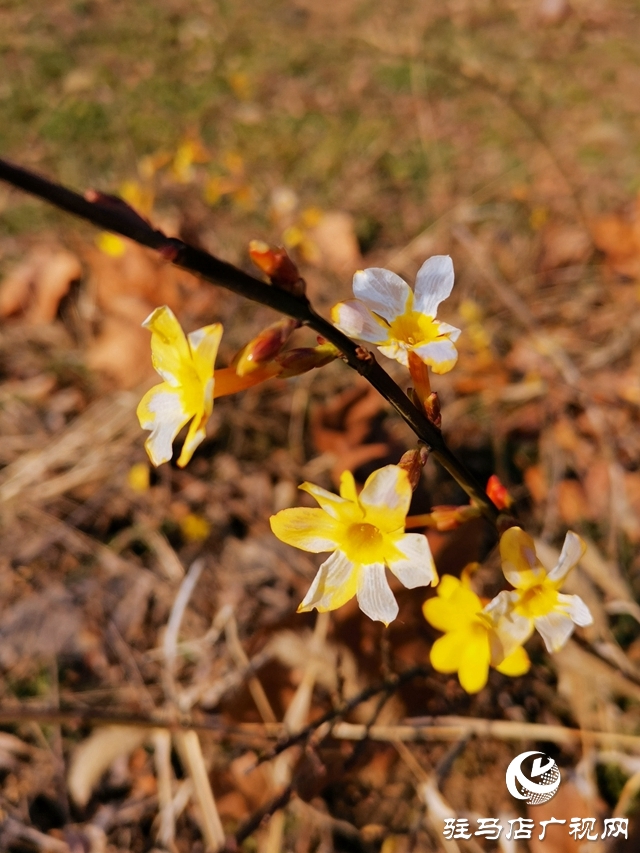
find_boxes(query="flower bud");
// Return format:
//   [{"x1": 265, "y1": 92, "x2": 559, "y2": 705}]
[
  {"x1": 486, "y1": 474, "x2": 513, "y2": 510},
  {"x1": 397, "y1": 446, "x2": 429, "y2": 491},
  {"x1": 235, "y1": 318, "x2": 299, "y2": 376},
  {"x1": 248, "y1": 240, "x2": 306, "y2": 296},
  {"x1": 276, "y1": 342, "x2": 339, "y2": 378}
]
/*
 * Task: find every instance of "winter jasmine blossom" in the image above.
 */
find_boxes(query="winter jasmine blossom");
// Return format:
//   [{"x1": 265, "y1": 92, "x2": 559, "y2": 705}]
[
  {"x1": 270, "y1": 465, "x2": 437, "y2": 625},
  {"x1": 423, "y1": 574, "x2": 530, "y2": 694},
  {"x1": 137, "y1": 306, "x2": 222, "y2": 467},
  {"x1": 492, "y1": 527, "x2": 593, "y2": 653},
  {"x1": 332, "y1": 256, "x2": 461, "y2": 374}
]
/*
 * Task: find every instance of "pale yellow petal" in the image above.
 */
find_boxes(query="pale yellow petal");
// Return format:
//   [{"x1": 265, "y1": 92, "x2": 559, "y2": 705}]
[
  {"x1": 358, "y1": 465, "x2": 411, "y2": 533},
  {"x1": 387, "y1": 533, "x2": 437, "y2": 588},
  {"x1": 177, "y1": 410, "x2": 208, "y2": 468},
  {"x1": 339, "y1": 470, "x2": 359, "y2": 503},
  {"x1": 534, "y1": 611, "x2": 576, "y2": 653},
  {"x1": 547, "y1": 531, "x2": 587, "y2": 583},
  {"x1": 137, "y1": 383, "x2": 192, "y2": 466},
  {"x1": 410, "y1": 338, "x2": 458, "y2": 375},
  {"x1": 270, "y1": 507, "x2": 342, "y2": 552},
  {"x1": 188, "y1": 323, "x2": 223, "y2": 387},
  {"x1": 356, "y1": 562, "x2": 398, "y2": 625},
  {"x1": 143, "y1": 305, "x2": 191, "y2": 387},
  {"x1": 499, "y1": 526, "x2": 545, "y2": 588},
  {"x1": 298, "y1": 551, "x2": 358, "y2": 613},
  {"x1": 557, "y1": 592, "x2": 593, "y2": 627},
  {"x1": 331, "y1": 300, "x2": 389, "y2": 344},
  {"x1": 299, "y1": 481, "x2": 357, "y2": 520}
]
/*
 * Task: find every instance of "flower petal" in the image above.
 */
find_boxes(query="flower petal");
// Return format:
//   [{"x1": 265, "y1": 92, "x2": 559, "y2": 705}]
[
  {"x1": 177, "y1": 410, "x2": 208, "y2": 468},
  {"x1": 424, "y1": 579, "x2": 483, "y2": 631},
  {"x1": 534, "y1": 610, "x2": 577, "y2": 653},
  {"x1": 270, "y1": 507, "x2": 342, "y2": 552},
  {"x1": 410, "y1": 338, "x2": 458, "y2": 375},
  {"x1": 298, "y1": 550, "x2": 358, "y2": 613},
  {"x1": 188, "y1": 323, "x2": 223, "y2": 387},
  {"x1": 387, "y1": 533, "x2": 437, "y2": 588},
  {"x1": 495, "y1": 645, "x2": 530, "y2": 677},
  {"x1": 137, "y1": 384, "x2": 192, "y2": 466},
  {"x1": 353, "y1": 268, "x2": 412, "y2": 322},
  {"x1": 356, "y1": 563, "x2": 398, "y2": 625},
  {"x1": 358, "y1": 465, "x2": 411, "y2": 532},
  {"x1": 339, "y1": 470, "x2": 359, "y2": 503},
  {"x1": 430, "y1": 631, "x2": 466, "y2": 673},
  {"x1": 499, "y1": 527, "x2": 545, "y2": 588},
  {"x1": 557, "y1": 593, "x2": 593, "y2": 627},
  {"x1": 299, "y1": 481, "x2": 355, "y2": 520},
  {"x1": 413, "y1": 255, "x2": 455, "y2": 317},
  {"x1": 486, "y1": 591, "x2": 533, "y2": 652},
  {"x1": 331, "y1": 299, "x2": 389, "y2": 343},
  {"x1": 547, "y1": 531, "x2": 587, "y2": 583},
  {"x1": 143, "y1": 306, "x2": 191, "y2": 387},
  {"x1": 458, "y1": 630, "x2": 491, "y2": 693},
  {"x1": 377, "y1": 340, "x2": 408, "y2": 366},
  {"x1": 436, "y1": 321, "x2": 462, "y2": 343}
]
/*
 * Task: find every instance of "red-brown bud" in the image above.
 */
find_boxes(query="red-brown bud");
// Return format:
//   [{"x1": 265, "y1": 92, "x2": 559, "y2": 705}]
[
  {"x1": 235, "y1": 318, "x2": 299, "y2": 377},
  {"x1": 275, "y1": 342, "x2": 339, "y2": 378},
  {"x1": 397, "y1": 446, "x2": 429, "y2": 491},
  {"x1": 248, "y1": 240, "x2": 306, "y2": 296},
  {"x1": 486, "y1": 474, "x2": 513, "y2": 510}
]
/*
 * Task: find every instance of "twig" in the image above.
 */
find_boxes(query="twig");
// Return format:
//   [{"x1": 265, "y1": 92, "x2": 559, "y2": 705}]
[
  {"x1": 225, "y1": 615, "x2": 277, "y2": 724},
  {"x1": 0, "y1": 157, "x2": 501, "y2": 527},
  {"x1": 163, "y1": 558, "x2": 226, "y2": 851}
]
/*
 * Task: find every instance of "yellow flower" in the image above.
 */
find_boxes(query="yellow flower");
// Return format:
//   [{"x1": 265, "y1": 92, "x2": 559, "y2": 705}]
[
  {"x1": 332, "y1": 257, "x2": 461, "y2": 374},
  {"x1": 493, "y1": 527, "x2": 592, "y2": 653},
  {"x1": 137, "y1": 306, "x2": 222, "y2": 467},
  {"x1": 270, "y1": 465, "x2": 437, "y2": 625},
  {"x1": 423, "y1": 575, "x2": 530, "y2": 694}
]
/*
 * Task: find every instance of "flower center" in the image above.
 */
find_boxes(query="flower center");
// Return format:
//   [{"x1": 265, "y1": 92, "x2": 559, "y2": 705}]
[
  {"x1": 342, "y1": 522, "x2": 385, "y2": 564},
  {"x1": 388, "y1": 310, "x2": 440, "y2": 347},
  {"x1": 515, "y1": 583, "x2": 559, "y2": 619}
]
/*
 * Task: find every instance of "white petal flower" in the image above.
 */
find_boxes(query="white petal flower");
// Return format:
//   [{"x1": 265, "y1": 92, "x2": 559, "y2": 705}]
[
  {"x1": 497, "y1": 527, "x2": 593, "y2": 654},
  {"x1": 332, "y1": 256, "x2": 461, "y2": 372}
]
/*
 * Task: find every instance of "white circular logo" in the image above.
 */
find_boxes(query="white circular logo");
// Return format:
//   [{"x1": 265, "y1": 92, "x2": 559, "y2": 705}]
[{"x1": 505, "y1": 751, "x2": 561, "y2": 805}]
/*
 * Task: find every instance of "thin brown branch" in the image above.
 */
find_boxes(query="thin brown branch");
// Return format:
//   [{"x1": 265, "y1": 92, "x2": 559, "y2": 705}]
[{"x1": 0, "y1": 157, "x2": 501, "y2": 527}]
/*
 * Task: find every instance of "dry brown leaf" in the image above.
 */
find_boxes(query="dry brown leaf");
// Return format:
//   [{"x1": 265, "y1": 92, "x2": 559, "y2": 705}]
[
  {"x1": 309, "y1": 379, "x2": 393, "y2": 487},
  {"x1": 557, "y1": 478, "x2": 590, "y2": 524},
  {"x1": 68, "y1": 726, "x2": 148, "y2": 807},
  {"x1": 85, "y1": 242, "x2": 198, "y2": 316},
  {"x1": 591, "y1": 194, "x2": 640, "y2": 280},
  {"x1": 307, "y1": 210, "x2": 362, "y2": 278},
  {"x1": 85, "y1": 316, "x2": 154, "y2": 388},
  {"x1": 538, "y1": 223, "x2": 592, "y2": 271},
  {"x1": 524, "y1": 464, "x2": 548, "y2": 504},
  {"x1": 0, "y1": 246, "x2": 82, "y2": 323}
]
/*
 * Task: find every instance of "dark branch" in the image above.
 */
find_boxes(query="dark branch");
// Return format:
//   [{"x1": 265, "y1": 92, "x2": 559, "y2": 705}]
[{"x1": 0, "y1": 157, "x2": 501, "y2": 526}]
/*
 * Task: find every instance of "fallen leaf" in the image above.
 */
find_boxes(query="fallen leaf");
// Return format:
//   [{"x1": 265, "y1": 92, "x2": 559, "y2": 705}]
[
  {"x1": 0, "y1": 246, "x2": 82, "y2": 323},
  {"x1": 591, "y1": 194, "x2": 640, "y2": 280},
  {"x1": 540, "y1": 221, "x2": 591, "y2": 272},
  {"x1": 85, "y1": 316, "x2": 153, "y2": 388},
  {"x1": 307, "y1": 210, "x2": 362, "y2": 277}
]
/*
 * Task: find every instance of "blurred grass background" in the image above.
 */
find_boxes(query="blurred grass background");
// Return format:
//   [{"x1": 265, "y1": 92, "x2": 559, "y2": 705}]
[{"x1": 2, "y1": 0, "x2": 640, "y2": 251}]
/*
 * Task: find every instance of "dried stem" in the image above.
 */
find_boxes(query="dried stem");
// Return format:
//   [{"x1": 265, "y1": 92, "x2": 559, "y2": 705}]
[{"x1": 0, "y1": 157, "x2": 501, "y2": 527}]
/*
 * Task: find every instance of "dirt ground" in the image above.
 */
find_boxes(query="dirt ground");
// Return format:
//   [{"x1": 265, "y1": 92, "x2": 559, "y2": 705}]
[{"x1": 2, "y1": 1, "x2": 640, "y2": 851}]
